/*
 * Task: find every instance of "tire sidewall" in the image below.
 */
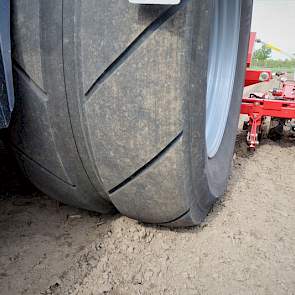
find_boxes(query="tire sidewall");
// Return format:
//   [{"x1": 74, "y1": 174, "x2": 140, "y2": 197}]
[
  {"x1": 184, "y1": 0, "x2": 253, "y2": 223},
  {"x1": 206, "y1": 0, "x2": 253, "y2": 196}
]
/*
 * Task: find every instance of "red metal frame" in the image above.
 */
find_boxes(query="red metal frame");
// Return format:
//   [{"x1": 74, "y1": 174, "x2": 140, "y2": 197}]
[
  {"x1": 244, "y1": 32, "x2": 272, "y2": 87},
  {"x1": 273, "y1": 80, "x2": 295, "y2": 100},
  {"x1": 241, "y1": 97, "x2": 295, "y2": 148},
  {"x1": 244, "y1": 68, "x2": 272, "y2": 86},
  {"x1": 241, "y1": 97, "x2": 295, "y2": 119},
  {"x1": 247, "y1": 32, "x2": 256, "y2": 67},
  {"x1": 240, "y1": 32, "x2": 295, "y2": 150}
]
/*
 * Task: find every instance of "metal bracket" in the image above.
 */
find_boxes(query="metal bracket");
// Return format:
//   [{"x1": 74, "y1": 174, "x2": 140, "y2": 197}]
[{"x1": 0, "y1": 0, "x2": 15, "y2": 129}]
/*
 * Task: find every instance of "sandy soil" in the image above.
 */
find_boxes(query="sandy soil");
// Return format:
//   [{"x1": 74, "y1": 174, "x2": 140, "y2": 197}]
[{"x1": 0, "y1": 81, "x2": 295, "y2": 295}]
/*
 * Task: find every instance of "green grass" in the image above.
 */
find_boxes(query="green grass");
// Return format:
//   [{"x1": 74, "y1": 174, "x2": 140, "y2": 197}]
[{"x1": 250, "y1": 66, "x2": 295, "y2": 76}]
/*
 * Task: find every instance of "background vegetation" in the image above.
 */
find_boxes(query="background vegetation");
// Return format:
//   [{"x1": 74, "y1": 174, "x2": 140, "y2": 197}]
[{"x1": 251, "y1": 45, "x2": 295, "y2": 75}]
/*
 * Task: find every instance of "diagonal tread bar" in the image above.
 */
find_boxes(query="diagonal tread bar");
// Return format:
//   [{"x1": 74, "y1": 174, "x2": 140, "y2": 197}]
[
  {"x1": 85, "y1": 0, "x2": 188, "y2": 98},
  {"x1": 109, "y1": 131, "x2": 183, "y2": 194}
]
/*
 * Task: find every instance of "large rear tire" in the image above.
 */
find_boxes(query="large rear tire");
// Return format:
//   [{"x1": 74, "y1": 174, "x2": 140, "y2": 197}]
[{"x1": 10, "y1": 0, "x2": 253, "y2": 226}]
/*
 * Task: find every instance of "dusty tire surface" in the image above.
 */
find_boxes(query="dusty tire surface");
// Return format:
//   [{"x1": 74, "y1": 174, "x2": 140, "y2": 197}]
[{"x1": 10, "y1": 0, "x2": 253, "y2": 226}]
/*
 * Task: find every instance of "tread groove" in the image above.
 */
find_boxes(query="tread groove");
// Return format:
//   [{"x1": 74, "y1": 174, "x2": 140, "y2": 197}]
[
  {"x1": 10, "y1": 143, "x2": 76, "y2": 187},
  {"x1": 109, "y1": 131, "x2": 183, "y2": 194},
  {"x1": 61, "y1": 0, "x2": 108, "y2": 198},
  {"x1": 84, "y1": 0, "x2": 188, "y2": 99},
  {"x1": 160, "y1": 209, "x2": 190, "y2": 225},
  {"x1": 13, "y1": 60, "x2": 48, "y2": 97}
]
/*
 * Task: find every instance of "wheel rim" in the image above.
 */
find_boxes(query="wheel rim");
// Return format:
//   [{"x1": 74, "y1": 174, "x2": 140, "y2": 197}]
[{"x1": 206, "y1": 0, "x2": 242, "y2": 158}]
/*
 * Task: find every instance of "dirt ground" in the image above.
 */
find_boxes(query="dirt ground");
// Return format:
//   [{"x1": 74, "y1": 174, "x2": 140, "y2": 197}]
[{"x1": 1, "y1": 81, "x2": 295, "y2": 295}]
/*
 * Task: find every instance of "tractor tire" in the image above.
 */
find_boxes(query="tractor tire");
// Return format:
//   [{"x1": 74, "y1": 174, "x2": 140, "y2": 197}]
[{"x1": 10, "y1": 0, "x2": 253, "y2": 226}]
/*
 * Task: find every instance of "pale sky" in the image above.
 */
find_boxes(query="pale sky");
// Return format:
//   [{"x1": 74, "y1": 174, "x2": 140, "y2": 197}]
[{"x1": 251, "y1": 0, "x2": 295, "y2": 59}]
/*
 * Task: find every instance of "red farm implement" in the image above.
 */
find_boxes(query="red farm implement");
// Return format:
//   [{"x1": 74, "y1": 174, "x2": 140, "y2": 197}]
[{"x1": 240, "y1": 32, "x2": 295, "y2": 151}]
